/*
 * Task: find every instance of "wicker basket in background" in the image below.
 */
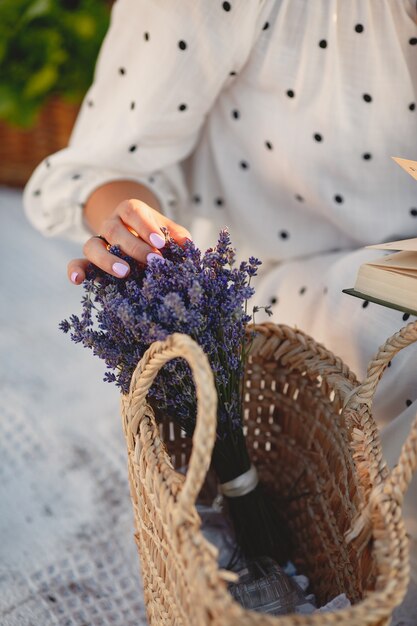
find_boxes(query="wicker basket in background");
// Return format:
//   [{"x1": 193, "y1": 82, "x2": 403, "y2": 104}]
[
  {"x1": 0, "y1": 98, "x2": 79, "y2": 188},
  {"x1": 121, "y1": 322, "x2": 417, "y2": 626}
]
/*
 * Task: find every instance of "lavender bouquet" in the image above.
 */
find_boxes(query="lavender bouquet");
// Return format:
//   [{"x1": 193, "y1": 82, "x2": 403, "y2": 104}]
[{"x1": 60, "y1": 230, "x2": 286, "y2": 562}]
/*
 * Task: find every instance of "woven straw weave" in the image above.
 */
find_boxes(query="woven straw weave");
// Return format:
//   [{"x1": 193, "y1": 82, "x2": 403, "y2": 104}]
[
  {"x1": 0, "y1": 98, "x2": 79, "y2": 187},
  {"x1": 120, "y1": 322, "x2": 417, "y2": 626}
]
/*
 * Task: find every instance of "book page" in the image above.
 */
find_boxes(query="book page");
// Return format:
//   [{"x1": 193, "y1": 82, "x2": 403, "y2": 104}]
[
  {"x1": 367, "y1": 250, "x2": 417, "y2": 270},
  {"x1": 344, "y1": 156, "x2": 417, "y2": 314},
  {"x1": 365, "y1": 157, "x2": 417, "y2": 251},
  {"x1": 355, "y1": 263, "x2": 417, "y2": 310},
  {"x1": 392, "y1": 157, "x2": 417, "y2": 181},
  {"x1": 366, "y1": 238, "x2": 417, "y2": 252}
]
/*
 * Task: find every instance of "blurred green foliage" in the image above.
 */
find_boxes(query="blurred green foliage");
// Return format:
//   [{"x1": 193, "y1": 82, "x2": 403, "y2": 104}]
[{"x1": 0, "y1": 0, "x2": 110, "y2": 127}]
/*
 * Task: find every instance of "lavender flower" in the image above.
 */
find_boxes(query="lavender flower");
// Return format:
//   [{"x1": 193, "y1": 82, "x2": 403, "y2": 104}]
[
  {"x1": 60, "y1": 230, "x2": 269, "y2": 439},
  {"x1": 60, "y1": 229, "x2": 285, "y2": 562}
]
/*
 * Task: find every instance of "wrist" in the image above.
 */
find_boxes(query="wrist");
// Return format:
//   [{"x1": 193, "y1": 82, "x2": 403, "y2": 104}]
[{"x1": 83, "y1": 179, "x2": 161, "y2": 232}]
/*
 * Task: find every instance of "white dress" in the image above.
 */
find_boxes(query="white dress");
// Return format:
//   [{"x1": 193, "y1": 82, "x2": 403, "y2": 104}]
[{"x1": 24, "y1": 0, "x2": 417, "y2": 579}]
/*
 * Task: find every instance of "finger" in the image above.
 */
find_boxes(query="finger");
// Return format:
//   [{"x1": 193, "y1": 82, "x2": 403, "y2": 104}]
[
  {"x1": 160, "y1": 215, "x2": 192, "y2": 245},
  {"x1": 101, "y1": 216, "x2": 164, "y2": 264},
  {"x1": 67, "y1": 259, "x2": 89, "y2": 285},
  {"x1": 117, "y1": 199, "x2": 167, "y2": 250},
  {"x1": 83, "y1": 236, "x2": 131, "y2": 278}
]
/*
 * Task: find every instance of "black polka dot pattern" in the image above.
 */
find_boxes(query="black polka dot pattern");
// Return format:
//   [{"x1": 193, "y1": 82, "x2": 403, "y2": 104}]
[
  {"x1": 406, "y1": 398, "x2": 413, "y2": 407},
  {"x1": 29, "y1": 0, "x2": 417, "y2": 341},
  {"x1": 403, "y1": 313, "x2": 410, "y2": 321}
]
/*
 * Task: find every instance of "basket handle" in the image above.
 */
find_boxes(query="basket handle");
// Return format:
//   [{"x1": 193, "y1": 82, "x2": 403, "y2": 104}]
[
  {"x1": 343, "y1": 321, "x2": 417, "y2": 499},
  {"x1": 126, "y1": 333, "x2": 218, "y2": 525},
  {"x1": 344, "y1": 321, "x2": 417, "y2": 545}
]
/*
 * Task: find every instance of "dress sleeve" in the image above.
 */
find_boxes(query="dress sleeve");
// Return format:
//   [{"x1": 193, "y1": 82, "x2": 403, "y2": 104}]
[{"x1": 23, "y1": 0, "x2": 265, "y2": 242}]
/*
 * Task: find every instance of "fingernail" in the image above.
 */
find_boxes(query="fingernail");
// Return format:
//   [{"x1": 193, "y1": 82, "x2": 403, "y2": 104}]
[
  {"x1": 147, "y1": 253, "x2": 165, "y2": 264},
  {"x1": 70, "y1": 271, "x2": 79, "y2": 284},
  {"x1": 112, "y1": 262, "x2": 129, "y2": 277},
  {"x1": 149, "y1": 232, "x2": 165, "y2": 249}
]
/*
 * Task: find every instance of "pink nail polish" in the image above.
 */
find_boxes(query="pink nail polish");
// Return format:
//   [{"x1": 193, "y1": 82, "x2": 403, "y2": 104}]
[
  {"x1": 147, "y1": 253, "x2": 165, "y2": 264},
  {"x1": 112, "y1": 262, "x2": 129, "y2": 277},
  {"x1": 71, "y1": 271, "x2": 79, "y2": 284},
  {"x1": 149, "y1": 232, "x2": 165, "y2": 249}
]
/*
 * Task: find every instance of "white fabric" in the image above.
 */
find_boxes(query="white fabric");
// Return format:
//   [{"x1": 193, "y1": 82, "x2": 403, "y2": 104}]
[
  {"x1": 23, "y1": 0, "x2": 417, "y2": 257},
  {"x1": 22, "y1": 0, "x2": 417, "y2": 615}
]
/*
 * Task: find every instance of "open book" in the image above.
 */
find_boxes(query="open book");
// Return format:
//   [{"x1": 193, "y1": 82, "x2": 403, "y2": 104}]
[{"x1": 343, "y1": 158, "x2": 417, "y2": 316}]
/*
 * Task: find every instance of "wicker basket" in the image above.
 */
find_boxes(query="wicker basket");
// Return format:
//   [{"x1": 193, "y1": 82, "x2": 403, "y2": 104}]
[
  {"x1": 120, "y1": 322, "x2": 417, "y2": 625},
  {"x1": 0, "y1": 98, "x2": 79, "y2": 188}
]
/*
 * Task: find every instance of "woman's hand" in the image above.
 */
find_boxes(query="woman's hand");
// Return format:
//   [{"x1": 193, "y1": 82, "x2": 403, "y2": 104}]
[{"x1": 67, "y1": 197, "x2": 191, "y2": 284}]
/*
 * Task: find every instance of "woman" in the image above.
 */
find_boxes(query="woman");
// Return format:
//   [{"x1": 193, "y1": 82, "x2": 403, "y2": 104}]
[{"x1": 24, "y1": 0, "x2": 417, "y2": 590}]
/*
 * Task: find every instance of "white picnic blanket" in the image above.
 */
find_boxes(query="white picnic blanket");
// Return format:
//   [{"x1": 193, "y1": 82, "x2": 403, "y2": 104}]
[
  {"x1": 0, "y1": 187, "x2": 146, "y2": 626},
  {"x1": 1, "y1": 187, "x2": 416, "y2": 626}
]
